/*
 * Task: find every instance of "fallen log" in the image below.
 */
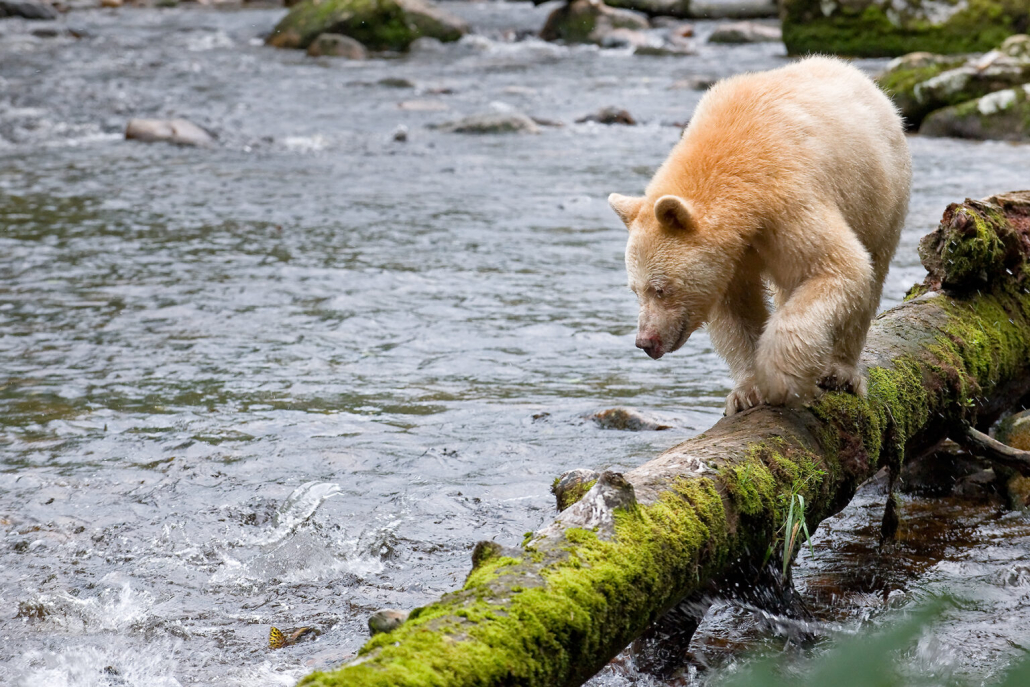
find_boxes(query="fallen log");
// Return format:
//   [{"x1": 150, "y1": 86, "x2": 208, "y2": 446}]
[{"x1": 300, "y1": 191, "x2": 1030, "y2": 687}]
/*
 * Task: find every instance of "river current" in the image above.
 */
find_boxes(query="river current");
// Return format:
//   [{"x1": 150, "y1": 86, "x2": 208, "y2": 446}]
[{"x1": 1, "y1": 3, "x2": 1029, "y2": 685}]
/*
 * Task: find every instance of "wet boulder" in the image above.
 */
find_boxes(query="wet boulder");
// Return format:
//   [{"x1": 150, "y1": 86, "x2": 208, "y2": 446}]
[
  {"x1": 876, "y1": 51, "x2": 968, "y2": 128},
  {"x1": 576, "y1": 106, "x2": 636, "y2": 124},
  {"x1": 589, "y1": 407, "x2": 669, "y2": 430},
  {"x1": 877, "y1": 35, "x2": 1030, "y2": 130},
  {"x1": 430, "y1": 112, "x2": 540, "y2": 134},
  {"x1": 307, "y1": 32, "x2": 367, "y2": 58},
  {"x1": 707, "y1": 20, "x2": 780, "y2": 44},
  {"x1": 919, "y1": 84, "x2": 1030, "y2": 142},
  {"x1": 266, "y1": 0, "x2": 468, "y2": 52},
  {"x1": 125, "y1": 118, "x2": 215, "y2": 147},
  {"x1": 0, "y1": 0, "x2": 59, "y2": 19},
  {"x1": 539, "y1": 0, "x2": 649, "y2": 45},
  {"x1": 780, "y1": 0, "x2": 1029, "y2": 57}
]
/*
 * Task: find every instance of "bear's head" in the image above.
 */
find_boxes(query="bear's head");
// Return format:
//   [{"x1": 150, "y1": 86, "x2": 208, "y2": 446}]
[{"x1": 609, "y1": 192, "x2": 733, "y2": 360}]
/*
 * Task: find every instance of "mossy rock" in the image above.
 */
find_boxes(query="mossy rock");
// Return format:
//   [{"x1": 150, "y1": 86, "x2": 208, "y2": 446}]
[
  {"x1": 540, "y1": 0, "x2": 649, "y2": 45},
  {"x1": 781, "y1": 0, "x2": 1030, "y2": 57},
  {"x1": 266, "y1": 0, "x2": 468, "y2": 52},
  {"x1": 920, "y1": 84, "x2": 1030, "y2": 142},
  {"x1": 876, "y1": 52, "x2": 968, "y2": 128}
]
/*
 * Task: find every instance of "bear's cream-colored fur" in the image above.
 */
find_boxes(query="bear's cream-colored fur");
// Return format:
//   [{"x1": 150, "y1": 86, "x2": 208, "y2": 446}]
[{"x1": 609, "y1": 56, "x2": 911, "y2": 415}]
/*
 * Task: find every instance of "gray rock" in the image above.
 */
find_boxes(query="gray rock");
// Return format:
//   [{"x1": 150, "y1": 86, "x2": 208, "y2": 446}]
[
  {"x1": 576, "y1": 107, "x2": 636, "y2": 125},
  {"x1": 589, "y1": 406, "x2": 669, "y2": 430},
  {"x1": 307, "y1": 33, "x2": 367, "y2": 58},
  {"x1": 0, "y1": 0, "x2": 59, "y2": 19},
  {"x1": 431, "y1": 112, "x2": 540, "y2": 134},
  {"x1": 919, "y1": 84, "x2": 1030, "y2": 142},
  {"x1": 540, "y1": 0, "x2": 649, "y2": 46},
  {"x1": 267, "y1": 0, "x2": 468, "y2": 52},
  {"x1": 707, "y1": 20, "x2": 781, "y2": 44},
  {"x1": 125, "y1": 118, "x2": 215, "y2": 147},
  {"x1": 368, "y1": 609, "x2": 409, "y2": 635}
]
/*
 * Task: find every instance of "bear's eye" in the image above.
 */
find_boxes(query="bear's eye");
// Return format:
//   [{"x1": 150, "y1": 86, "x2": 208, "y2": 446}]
[{"x1": 654, "y1": 287, "x2": 665, "y2": 299}]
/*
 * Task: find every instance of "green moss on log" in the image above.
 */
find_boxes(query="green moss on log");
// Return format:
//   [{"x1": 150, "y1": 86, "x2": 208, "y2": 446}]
[{"x1": 298, "y1": 479, "x2": 730, "y2": 687}]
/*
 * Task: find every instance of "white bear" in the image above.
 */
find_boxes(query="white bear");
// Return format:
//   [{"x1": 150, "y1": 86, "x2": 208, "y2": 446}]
[{"x1": 608, "y1": 56, "x2": 911, "y2": 415}]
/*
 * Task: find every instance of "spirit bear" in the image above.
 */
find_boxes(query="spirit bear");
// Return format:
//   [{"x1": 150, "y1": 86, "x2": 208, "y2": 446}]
[{"x1": 609, "y1": 57, "x2": 911, "y2": 415}]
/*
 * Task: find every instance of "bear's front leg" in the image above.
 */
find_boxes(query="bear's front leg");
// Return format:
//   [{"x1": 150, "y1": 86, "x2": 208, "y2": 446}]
[
  {"x1": 756, "y1": 257, "x2": 873, "y2": 408},
  {"x1": 708, "y1": 255, "x2": 768, "y2": 416}
]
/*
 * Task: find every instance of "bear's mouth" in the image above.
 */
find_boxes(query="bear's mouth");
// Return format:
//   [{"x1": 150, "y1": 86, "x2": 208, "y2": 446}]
[{"x1": 667, "y1": 319, "x2": 692, "y2": 354}]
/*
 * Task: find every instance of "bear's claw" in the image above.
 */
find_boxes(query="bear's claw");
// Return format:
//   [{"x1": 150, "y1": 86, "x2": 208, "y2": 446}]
[
  {"x1": 724, "y1": 384, "x2": 762, "y2": 416},
  {"x1": 819, "y1": 364, "x2": 867, "y2": 396}
]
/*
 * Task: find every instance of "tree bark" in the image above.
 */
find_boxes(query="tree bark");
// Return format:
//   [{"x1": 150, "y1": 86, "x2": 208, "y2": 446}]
[{"x1": 299, "y1": 191, "x2": 1030, "y2": 687}]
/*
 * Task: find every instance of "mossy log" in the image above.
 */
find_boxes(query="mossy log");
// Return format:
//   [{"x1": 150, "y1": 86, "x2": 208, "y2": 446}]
[{"x1": 299, "y1": 191, "x2": 1030, "y2": 687}]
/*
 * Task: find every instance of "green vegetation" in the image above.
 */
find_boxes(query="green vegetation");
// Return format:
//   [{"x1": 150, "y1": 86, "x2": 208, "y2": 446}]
[
  {"x1": 781, "y1": 0, "x2": 1027, "y2": 57},
  {"x1": 718, "y1": 600, "x2": 1030, "y2": 687}
]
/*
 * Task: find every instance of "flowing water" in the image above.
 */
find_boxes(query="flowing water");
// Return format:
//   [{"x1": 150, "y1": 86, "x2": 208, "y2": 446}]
[{"x1": 1, "y1": 3, "x2": 1029, "y2": 685}]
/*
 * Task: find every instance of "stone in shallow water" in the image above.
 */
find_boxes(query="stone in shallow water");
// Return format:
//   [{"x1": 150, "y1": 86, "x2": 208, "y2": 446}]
[
  {"x1": 430, "y1": 112, "x2": 539, "y2": 134},
  {"x1": 125, "y1": 118, "x2": 215, "y2": 147},
  {"x1": 368, "y1": 609, "x2": 408, "y2": 635},
  {"x1": 576, "y1": 106, "x2": 636, "y2": 125},
  {"x1": 708, "y1": 20, "x2": 781, "y2": 44},
  {"x1": 0, "y1": 0, "x2": 58, "y2": 18},
  {"x1": 539, "y1": 0, "x2": 649, "y2": 46},
  {"x1": 919, "y1": 84, "x2": 1030, "y2": 142},
  {"x1": 266, "y1": 0, "x2": 468, "y2": 52},
  {"x1": 590, "y1": 407, "x2": 669, "y2": 430},
  {"x1": 307, "y1": 33, "x2": 367, "y2": 59}
]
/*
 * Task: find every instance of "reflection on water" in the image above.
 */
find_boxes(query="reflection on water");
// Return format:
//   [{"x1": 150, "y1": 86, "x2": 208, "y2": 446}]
[{"x1": 1, "y1": 3, "x2": 1029, "y2": 686}]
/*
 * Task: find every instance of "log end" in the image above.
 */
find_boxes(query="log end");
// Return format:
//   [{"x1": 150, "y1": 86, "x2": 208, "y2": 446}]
[{"x1": 918, "y1": 191, "x2": 1030, "y2": 292}]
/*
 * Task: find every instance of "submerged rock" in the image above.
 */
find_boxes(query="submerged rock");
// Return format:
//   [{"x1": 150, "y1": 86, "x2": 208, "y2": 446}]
[
  {"x1": 707, "y1": 20, "x2": 780, "y2": 44},
  {"x1": 267, "y1": 0, "x2": 468, "y2": 52},
  {"x1": 0, "y1": 0, "x2": 58, "y2": 19},
  {"x1": 539, "y1": 0, "x2": 648, "y2": 45},
  {"x1": 430, "y1": 112, "x2": 540, "y2": 134},
  {"x1": 781, "y1": 0, "x2": 1027, "y2": 57},
  {"x1": 576, "y1": 106, "x2": 636, "y2": 125},
  {"x1": 307, "y1": 32, "x2": 368, "y2": 58},
  {"x1": 125, "y1": 118, "x2": 215, "y2": 147},
  {"x1": 920, "y1": 84, "x2": 1030, "y2": 142},
  {"x1": 589, "y1": 407, "x2": 669, "y2": 430},
  {"x1": 368, "y1": 609, "x2": 408, "y2": 635}
]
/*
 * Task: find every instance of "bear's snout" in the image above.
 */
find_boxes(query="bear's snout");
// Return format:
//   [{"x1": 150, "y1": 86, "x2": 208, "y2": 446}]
[{"x1": 636, "y1": 332, "x2": 664, "y2": 360}]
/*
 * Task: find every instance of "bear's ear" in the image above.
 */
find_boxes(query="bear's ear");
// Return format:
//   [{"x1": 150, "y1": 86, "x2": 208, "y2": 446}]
[
  {"x1": 608, "y1": 193, "x2": 644, "y2": 229},
  {"x1": 654, "y1": 195, "x2": 696, "y2": 233}
]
